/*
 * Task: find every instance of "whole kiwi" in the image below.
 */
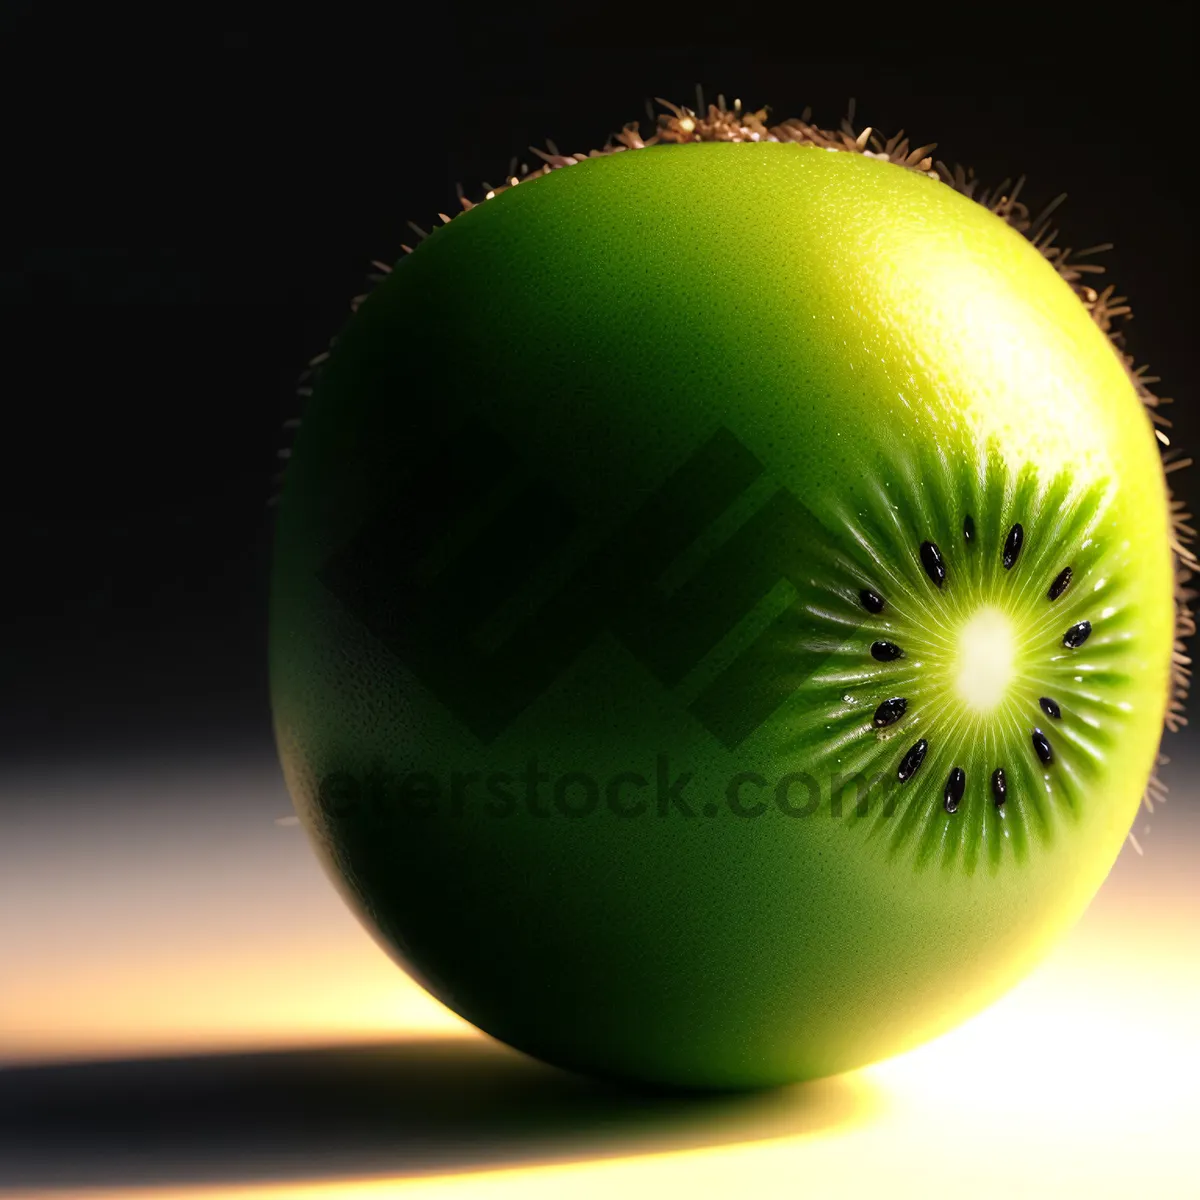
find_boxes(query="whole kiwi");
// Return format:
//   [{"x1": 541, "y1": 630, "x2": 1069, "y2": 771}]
[{"x1": 268, "y1": 97, "x2": 1193, "y2": 1089}]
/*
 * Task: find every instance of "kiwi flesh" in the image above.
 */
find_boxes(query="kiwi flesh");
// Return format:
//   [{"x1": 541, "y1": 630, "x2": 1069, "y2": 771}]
[{"x1": 268, "y1": 96, "x2": 1193, "y2": 1088}]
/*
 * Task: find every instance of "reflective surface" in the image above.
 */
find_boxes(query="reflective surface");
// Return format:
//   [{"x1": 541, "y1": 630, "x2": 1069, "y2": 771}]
[{"x1": 2, "y1": 751, "x2": 1196, "y2": 1197}]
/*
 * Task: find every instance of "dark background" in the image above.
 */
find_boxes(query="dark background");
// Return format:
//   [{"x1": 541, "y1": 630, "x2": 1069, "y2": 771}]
[{"x1": 2, "y1": 10, "x2": 1195, "y2": 779}]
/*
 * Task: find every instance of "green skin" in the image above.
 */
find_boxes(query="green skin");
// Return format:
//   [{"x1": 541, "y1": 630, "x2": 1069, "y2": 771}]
[{"x1": 269, "y1": 142, "x2": 1175, "y2": 1089}]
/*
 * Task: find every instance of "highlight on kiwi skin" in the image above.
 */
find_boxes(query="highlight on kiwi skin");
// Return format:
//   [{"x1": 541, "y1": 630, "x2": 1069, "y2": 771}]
[{"x1": 276, "y1": 89, "x2": 1195, "y2": 858}]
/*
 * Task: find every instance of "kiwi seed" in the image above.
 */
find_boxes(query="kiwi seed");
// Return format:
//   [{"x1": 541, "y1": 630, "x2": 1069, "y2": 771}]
[
  {"x1": 871, "y1": 640, "x2": 903, "y2": 662},
  {"x1": 943, "y1": 767, "x2": 966, "y2": 814},
  {"x1": 860, "y1": 588, "x2": 885, "y2": 614},
  {"x1": 1048, "y1": 566, "x2": 1073, "y2": 601},
  {"x1": 873, "y1": 697, "x2": 908, "y2": 728},
  {"x1": 898, "y1": 739, "x2": 929, "y2": 782},
  {"x1": 991, "y1": 768, "x2": 1007, "y2": 807},
  {"x1": 1002, "y1": 523, "x2": 1024, "y2": 569},
  {"x1": 1039, "y1": 697, "x2": 1062, "y2": 720},
  {"x1": 1032, "y1": 728, "x2": 1054, "y2": 766},
  {"x1": 919, "y1": 541, "x2": 946, "y2": 588},
  {"x1": 1063, "y1": 620, "x2": 1092, "y2": 648},
  {"x1": 963, "y1": 514, "x2": 975, "y2": 545}
]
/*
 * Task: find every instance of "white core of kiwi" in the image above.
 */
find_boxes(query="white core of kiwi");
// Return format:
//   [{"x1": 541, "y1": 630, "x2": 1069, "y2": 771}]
[{"x1": 955, "y1": 607, "x2": 1017, "y2": 712}]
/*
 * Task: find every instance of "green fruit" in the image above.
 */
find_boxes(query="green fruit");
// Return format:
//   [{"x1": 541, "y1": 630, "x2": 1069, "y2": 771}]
[{"x1": 269, "y1": 100, "x2": 1190, "y2": 1089}]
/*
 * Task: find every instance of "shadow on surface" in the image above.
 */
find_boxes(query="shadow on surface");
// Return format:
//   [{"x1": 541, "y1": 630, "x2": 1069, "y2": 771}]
[{"x1": 0, "y1": 1034, "x2": 881, "y2": 1191}]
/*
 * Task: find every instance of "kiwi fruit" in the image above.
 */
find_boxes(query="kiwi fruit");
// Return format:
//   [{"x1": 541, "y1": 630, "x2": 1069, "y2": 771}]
[{"x1": 268, "y1": 95, "x2": 1193, "y2": 1089}]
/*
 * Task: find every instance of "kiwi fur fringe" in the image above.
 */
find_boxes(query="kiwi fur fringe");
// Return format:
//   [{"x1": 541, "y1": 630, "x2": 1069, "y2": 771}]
[{"x1": 273, "y1": 91, "x2": 1194, "y2": 839}]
